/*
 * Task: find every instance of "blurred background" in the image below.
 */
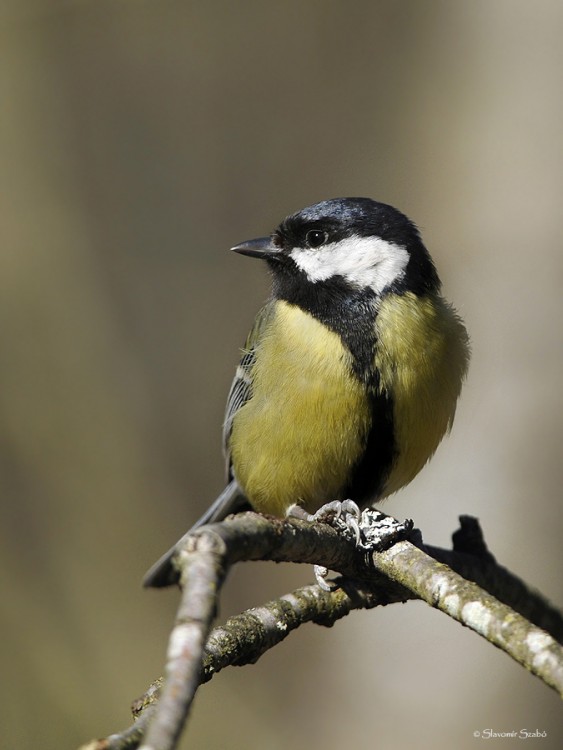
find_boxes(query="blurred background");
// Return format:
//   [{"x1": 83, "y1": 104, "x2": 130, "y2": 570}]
[{"x1": 1, "y1": 1, "x2": 562, "y2": 748}]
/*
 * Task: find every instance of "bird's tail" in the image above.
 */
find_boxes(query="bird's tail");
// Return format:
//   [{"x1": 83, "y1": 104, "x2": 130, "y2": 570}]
[{"x1": 142, "y1": 480, "x2": 249, "y2": 588}]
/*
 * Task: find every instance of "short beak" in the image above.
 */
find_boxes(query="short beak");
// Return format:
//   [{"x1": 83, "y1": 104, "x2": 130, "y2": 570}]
[{"x1": 231, "y1": 236, "x2": 280, "y2": 259}]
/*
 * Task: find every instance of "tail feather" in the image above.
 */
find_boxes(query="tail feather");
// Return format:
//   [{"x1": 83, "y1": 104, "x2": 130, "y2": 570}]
[{"x1": 142, "y1": 480, "x2": 249, "y2": 588}]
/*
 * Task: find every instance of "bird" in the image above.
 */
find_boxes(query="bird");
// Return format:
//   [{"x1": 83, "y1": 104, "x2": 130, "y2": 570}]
[{"x1": 143, "y1": 197, "x2": 470, "y2": 587}]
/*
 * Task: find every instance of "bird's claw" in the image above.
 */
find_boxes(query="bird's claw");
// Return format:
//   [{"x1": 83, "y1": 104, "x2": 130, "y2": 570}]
[
  {"x1": 309, "y1": 499, "x2": 362, "y2": 544},
  {"x1": 290, "y1": 501, "x2": 415, "y2": 590},
  {"x1": 314, "y1": 565, "x2": 334, "y2": 591}
]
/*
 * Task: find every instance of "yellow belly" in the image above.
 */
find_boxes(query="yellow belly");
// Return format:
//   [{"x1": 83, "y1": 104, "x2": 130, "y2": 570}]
[{"x1": 229, "y1": 301, "x2": 371, "y2": 516}]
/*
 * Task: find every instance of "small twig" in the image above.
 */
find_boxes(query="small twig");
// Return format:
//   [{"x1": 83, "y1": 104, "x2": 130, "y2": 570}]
[{"x1": 78, "y1": 705, "x2": 157, "y2": 750}]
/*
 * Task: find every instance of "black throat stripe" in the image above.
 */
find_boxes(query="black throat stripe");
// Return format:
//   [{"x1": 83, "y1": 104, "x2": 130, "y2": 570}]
[{"x1": 273, "y1": 273, "x2": 397, "y2": 503}]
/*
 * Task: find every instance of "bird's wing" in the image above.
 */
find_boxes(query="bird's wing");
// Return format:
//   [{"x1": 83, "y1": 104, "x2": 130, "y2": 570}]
[
  {"x1": 144, "y1": 305, "x2": 278, "y2": 589},
  {"x1": 222, "y1": 300, "x2": 276, "y2": 475}
]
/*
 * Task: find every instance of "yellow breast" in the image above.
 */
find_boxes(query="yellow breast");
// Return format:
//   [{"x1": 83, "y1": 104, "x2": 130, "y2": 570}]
[
  {"x1": 229, "y1": 301, "x2": 371, "y2": 516},
  {"x1": 375, "y1": 292, "x2": 470, "y2": 497}
]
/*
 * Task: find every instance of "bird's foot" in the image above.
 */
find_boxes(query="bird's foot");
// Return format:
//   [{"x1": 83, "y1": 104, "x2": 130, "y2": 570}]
[
  {"x1": 288, "y1": 499, "x2": 362, "y2": 543},
  {"x1": 289, "y1": 502, "x2": 415, "y2": 591},
  {"x1": 288, "y1": 500, "x2": 361, "y2": 590}
]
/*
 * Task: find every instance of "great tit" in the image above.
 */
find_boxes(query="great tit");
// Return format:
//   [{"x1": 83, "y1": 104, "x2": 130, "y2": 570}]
[{"x1": 144, "y1": 197, "x2": 470, "y2": 587}]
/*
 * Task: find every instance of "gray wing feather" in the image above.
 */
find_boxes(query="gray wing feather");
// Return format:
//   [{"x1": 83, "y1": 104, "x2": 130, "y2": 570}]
[{"x1": 222, "y1": 301, "x2": 275, "y2": 476}]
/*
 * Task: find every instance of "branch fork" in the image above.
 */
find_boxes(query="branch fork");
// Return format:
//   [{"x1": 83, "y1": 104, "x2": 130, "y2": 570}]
[{"x1": 79, "y1": 513, "x2": 563, "y2": 750}]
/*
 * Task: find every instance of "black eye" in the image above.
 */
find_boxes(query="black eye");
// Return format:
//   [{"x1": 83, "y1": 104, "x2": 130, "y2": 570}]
[{"x1": 305, "y1": 229, "x2": 328, "y2": 248}]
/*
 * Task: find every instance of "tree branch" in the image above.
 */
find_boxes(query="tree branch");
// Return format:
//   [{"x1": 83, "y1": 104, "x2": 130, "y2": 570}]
[
  {"x1": 373, "y1": 541, "x2": 563, "y2": 696},
  {"x1": 79, "y1": 513, "x2": 563, "y2": 750}
]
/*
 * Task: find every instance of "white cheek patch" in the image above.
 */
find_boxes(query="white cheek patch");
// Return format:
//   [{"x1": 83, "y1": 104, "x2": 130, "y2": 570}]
[{"x1": 289, "y1": 235, "x2": 410, "y2": 294}]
